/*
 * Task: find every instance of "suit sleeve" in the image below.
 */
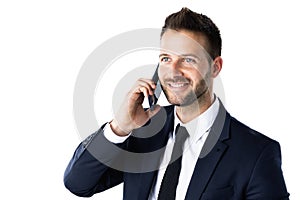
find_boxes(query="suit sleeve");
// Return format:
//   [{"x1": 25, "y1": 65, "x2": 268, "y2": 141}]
[
  {"x1": 63, "y1": 124, "x2": 127, "y2": 197},
  {"x1": 246, "y1": 141, "x2": 290, "y2": 200}
]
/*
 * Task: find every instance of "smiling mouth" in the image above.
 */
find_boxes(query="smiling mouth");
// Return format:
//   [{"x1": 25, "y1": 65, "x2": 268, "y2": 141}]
[
  {"x1": 168, "y1": 83, "x2": 188, "y2": 87},
  {"x1": 168, "y1": 82, "x2": 189, "y2": 88}
]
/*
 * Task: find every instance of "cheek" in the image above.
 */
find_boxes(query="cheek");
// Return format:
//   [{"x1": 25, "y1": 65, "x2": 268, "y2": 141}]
[
  {"x1": 158, "y1": 65, "x2": 168, "y2": 79},
  {"x1": 194, "y1": 59, "x2": 212, "y2": 73},
  {"x1": 189, "y1": 69, "x2": 211, "y2": 87},
  {"x1": 193, "y1": 64, "x2": 212, "y2": 79},
  {"x1": 189, "y1": 68, "x2": 203, "y2": 80}
]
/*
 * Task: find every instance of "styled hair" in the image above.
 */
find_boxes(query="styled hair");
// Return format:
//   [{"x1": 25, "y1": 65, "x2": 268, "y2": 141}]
[{"x1": 161, "y1": 7, "x2": 222, "y2": 59}]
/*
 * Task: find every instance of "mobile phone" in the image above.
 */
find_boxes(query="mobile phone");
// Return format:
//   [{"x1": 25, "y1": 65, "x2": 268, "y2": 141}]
[{"x1": 148, "y1": 64, "x2": 162, "y2": 110}]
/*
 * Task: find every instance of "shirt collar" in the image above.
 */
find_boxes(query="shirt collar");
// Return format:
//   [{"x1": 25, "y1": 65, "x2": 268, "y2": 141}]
[{"x1": 173, "y1": 96, "x2": 220, "y2": 141}]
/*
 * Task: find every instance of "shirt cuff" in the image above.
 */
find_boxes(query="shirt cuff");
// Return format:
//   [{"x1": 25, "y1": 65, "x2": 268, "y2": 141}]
[{"x1": 103, "y1": 122, "x2": 131, "y2": 143}]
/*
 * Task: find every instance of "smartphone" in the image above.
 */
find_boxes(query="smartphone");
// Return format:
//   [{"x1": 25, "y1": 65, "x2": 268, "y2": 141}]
[{"x1": 148, "y1": 64, "x2": 162, "y2": 110}]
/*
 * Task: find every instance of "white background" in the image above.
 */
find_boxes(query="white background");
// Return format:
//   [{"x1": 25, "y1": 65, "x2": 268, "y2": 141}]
[{"x1": 1, "y1": 0, "x2": 299, "y2": 199}]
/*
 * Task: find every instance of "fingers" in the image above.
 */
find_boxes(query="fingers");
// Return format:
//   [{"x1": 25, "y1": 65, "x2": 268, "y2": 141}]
[
  {"x1": 138, "y1": 87, "x2": 149, "y2": 98},
  {"x1": 112, "y1": 78, "x2": 161, "y2": 136},
  {"x1": 134, "y1": 78, "x2": 156, "y2": 97}
]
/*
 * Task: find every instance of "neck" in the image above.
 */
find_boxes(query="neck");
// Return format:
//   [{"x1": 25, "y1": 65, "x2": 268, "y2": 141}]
[{"x1": 176, "y1": 91, "x2": 214, "y2": 124}]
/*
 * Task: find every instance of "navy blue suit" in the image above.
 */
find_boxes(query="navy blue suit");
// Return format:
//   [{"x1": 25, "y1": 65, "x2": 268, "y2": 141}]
[{"x1": 64, "y1": 103, "x2": 289, "y2": 199}]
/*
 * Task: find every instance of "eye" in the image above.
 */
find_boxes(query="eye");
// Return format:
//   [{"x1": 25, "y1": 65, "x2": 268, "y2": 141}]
[
  {"x1": 161, "y1": 57, "x2": 170, "y2": 62},
  {"x1": 184, "y1": 57, "x2": 196, "y2": 63}
]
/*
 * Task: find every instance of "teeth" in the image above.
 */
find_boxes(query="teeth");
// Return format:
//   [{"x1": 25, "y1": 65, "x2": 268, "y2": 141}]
[{"x1": 169, "y1": 83, "x2": 187, "y2": 88}]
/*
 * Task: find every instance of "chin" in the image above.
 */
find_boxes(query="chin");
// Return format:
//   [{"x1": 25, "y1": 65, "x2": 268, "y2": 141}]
[
  {"x1": 162, "y1": 86, "x2": 198, "y2": 106},
  {"x1": 166, "y1": 94, "x2": 197, "y2": 107}
]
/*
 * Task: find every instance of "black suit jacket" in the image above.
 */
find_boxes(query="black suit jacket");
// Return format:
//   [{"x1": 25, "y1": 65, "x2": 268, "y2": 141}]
[{"x1": 64, "y1": 103, "x2": 289, "y2": 199}]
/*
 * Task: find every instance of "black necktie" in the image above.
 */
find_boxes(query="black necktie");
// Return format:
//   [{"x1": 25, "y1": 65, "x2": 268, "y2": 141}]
[{"x1": 158, "y1": 124, "x2": 189, "y2": 200}]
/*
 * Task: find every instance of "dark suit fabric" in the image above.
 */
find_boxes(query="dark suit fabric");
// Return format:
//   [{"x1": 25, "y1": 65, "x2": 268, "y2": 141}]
[{"x1": 64, "y1": 104, "x2": 289, "y2": 200}]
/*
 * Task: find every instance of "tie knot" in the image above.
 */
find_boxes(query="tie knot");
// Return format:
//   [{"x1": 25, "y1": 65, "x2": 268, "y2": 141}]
[
  {"x1": 175, "y1": 124, "x2": 189, "y2": 142},
  {"x1": 170, "y1": 124, "x2": 189, "y2": 161}
]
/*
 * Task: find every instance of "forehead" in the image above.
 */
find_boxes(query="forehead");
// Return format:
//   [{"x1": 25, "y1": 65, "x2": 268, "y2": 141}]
[{"x1": 160, "y1": 29, "x2": 209, "y2": 57}]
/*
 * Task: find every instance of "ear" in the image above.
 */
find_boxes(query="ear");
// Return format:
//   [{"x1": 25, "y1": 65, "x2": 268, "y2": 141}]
[{"x1": 211, "y1": 56, "x2": 223, "y2": 78}]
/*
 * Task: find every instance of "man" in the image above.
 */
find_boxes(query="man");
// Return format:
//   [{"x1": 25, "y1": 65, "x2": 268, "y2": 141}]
[{"x1": 64, "y1": 8, "x2": 289, "y2": 199}]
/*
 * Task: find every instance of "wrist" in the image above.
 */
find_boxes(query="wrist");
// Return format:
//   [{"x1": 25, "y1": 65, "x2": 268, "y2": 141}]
[{"x1": 110, "y1": 120, "x2": 131, "y2": 137}]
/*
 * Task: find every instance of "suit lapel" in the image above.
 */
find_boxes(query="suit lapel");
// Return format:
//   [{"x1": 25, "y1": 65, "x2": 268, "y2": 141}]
[
  {"x1": 185, "y1": 142, "x2": 228, "y2": 200},
  {"x1": 185, "y1": 101, "x2": 231, "y2": 200}
]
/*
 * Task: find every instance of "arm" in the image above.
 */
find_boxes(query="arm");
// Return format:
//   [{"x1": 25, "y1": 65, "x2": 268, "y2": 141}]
[
  {"x1": 246, "y1": 141, "x2": 290, "y2": 199},
  {"x1": 64, "y1": 78, "x2": 161, "y2": 197},
  {"x1": 63, "y1": 124, "x2": 126, "y2": 197}
]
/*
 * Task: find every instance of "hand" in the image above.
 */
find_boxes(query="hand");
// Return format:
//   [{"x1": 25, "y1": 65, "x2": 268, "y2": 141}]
[{"x1": 110, "y1": 78, "x2": 161, "y2": 136}]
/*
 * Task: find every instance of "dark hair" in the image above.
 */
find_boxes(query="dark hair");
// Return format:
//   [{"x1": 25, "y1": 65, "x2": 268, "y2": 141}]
[{"x1": 161, "y1": 7, "x2": 222, "y2": 59}]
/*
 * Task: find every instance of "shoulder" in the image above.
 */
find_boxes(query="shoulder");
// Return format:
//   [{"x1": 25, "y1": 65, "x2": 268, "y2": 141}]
[
  {"x1": 227, "y1": 115, "x2": 280, "y2": 155},
  {"x1": 230, "y1": 116, "x2": 277, "y2": 142}
]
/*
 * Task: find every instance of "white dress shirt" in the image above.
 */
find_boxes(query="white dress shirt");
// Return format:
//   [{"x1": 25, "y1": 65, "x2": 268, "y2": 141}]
[{"x1": 104, "y1": 98, "x2": 220, "y2": 200}]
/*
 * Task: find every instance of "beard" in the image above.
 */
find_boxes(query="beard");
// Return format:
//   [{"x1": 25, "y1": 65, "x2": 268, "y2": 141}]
[{"x1": 161, "y1": 71, "x2": 211, "y2": 106}]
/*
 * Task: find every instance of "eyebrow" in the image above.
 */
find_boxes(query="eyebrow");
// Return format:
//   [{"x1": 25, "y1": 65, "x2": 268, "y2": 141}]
[
  {"x1": 159, "y1": 53, "x2": 170, "y2": 58},
  {"x1": 159, "y1": 53, "x2": 201, "y2": 60}
]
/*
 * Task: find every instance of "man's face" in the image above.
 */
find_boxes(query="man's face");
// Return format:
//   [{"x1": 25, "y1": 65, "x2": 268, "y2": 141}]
[{"x1": 159, "y1": 29, "x2": 213, "y2": 106}]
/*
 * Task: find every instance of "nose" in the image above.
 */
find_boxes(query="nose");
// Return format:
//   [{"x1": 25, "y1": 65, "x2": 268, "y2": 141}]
[{"x1": 169, "y1": 58, "x2": 184, "y2": 76}]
